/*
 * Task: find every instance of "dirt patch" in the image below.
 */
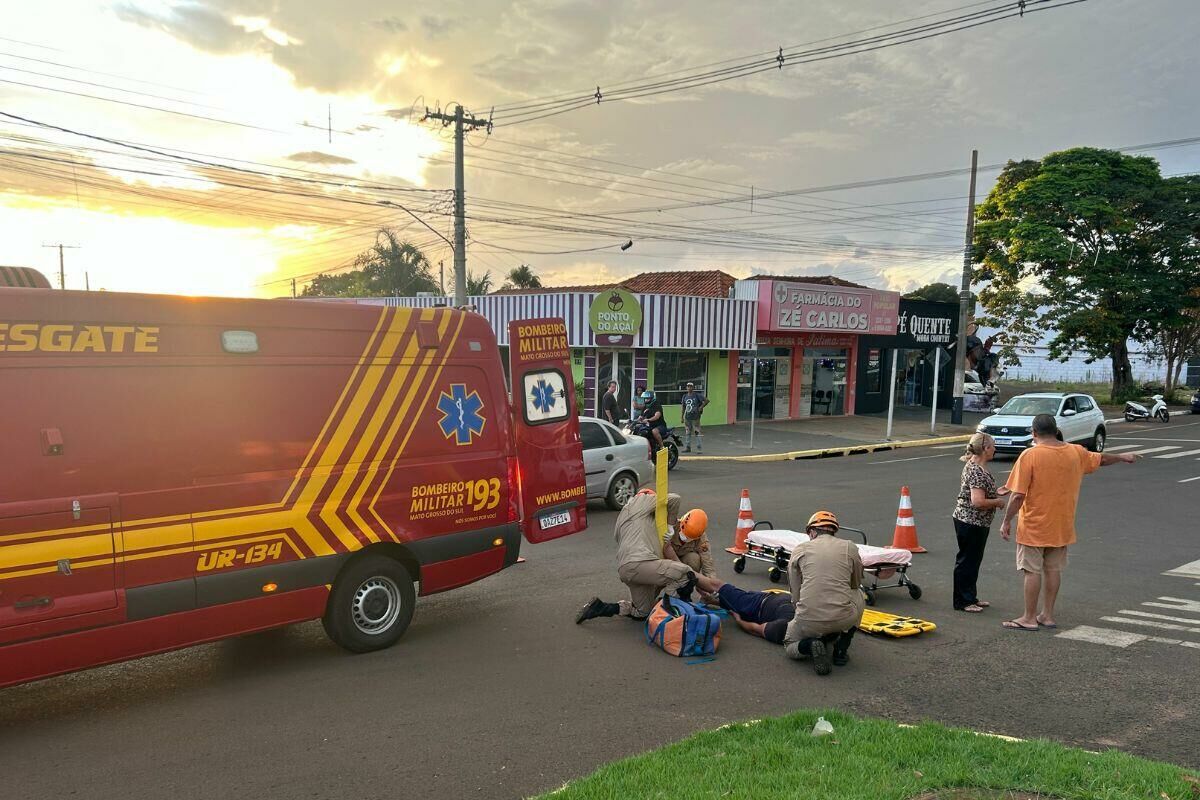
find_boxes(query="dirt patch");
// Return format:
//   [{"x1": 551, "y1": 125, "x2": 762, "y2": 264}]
[{"x1": 910, "y1": 793, "x2": 1066, "y2": 800}]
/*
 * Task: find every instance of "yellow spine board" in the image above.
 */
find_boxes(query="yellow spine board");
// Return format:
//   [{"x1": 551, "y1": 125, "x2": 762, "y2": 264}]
[{"x1": 858, "y1": 608, "x2": 937, "y2": 638}]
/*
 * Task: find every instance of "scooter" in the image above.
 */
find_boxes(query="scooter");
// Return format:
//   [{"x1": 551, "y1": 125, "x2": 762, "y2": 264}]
[
  {"x1": 622, "y1": 419, "x2": 681, "y2": 470},
  {"x1": 1124, "y1": 394, "x2": 1169, "y2": 423}
]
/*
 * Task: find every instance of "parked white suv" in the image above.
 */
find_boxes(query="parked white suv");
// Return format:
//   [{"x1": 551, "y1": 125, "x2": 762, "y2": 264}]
[{"x1": 977, "y1": 392, "x2": 1107, "y2": 454}]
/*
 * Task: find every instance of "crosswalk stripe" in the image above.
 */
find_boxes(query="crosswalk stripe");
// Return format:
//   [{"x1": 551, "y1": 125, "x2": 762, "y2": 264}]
[
  {"x1": 1152, "y1": 447, "x2": 1200, "y2": 459},
  {"x1": 1120, "y1": 609, "x2": 1200, "y2": 625},
  {"x1": 932, "y1": 443, "x2": 966, "y2": 449},
  {"x1": 1122, "y1": 446, "x2": 1181, "y2": 456},
  {"x1": 1100, "y1": 444, "x2": 1140, "y2": 452},
  {"x1": 1101, "y1": 616, "x2": 1200, "y2": 635}
]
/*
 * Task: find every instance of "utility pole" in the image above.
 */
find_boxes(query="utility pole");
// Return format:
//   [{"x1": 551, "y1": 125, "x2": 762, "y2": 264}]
[
  {"x1": 42, "y1": 243, "x2": 80, "y2": 289},
  {"x1": 439, "y1": 260, "x2": 445, "y2": 296},
  {"x1": 950, "y1": 150, "x2": 979, "y2": 426},
  {"x1": 291, "y1": 277, "x2": 297, "y2": 298},
  {"x1": 422, "y1": 104, "x2": 489, "y2": 306}
]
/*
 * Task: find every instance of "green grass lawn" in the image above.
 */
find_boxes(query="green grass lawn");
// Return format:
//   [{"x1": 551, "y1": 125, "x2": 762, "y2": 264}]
[{"x1": 541, "y1": 711, "x2": 1197, "y2": 800}]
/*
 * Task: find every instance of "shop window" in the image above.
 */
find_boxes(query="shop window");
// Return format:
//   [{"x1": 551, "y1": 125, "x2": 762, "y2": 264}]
[
  {"x1": 865, "y1": 348, "x2": 883, "y2": 393},
  {"x1": 652, "y1": 351, "x2": 708, "y2": 405}
]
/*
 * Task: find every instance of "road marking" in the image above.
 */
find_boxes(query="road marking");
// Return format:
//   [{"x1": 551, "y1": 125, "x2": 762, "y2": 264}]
[
  {"x1": 1145, "y1": 597, "x2": 1200, "y2": 613},
  {"x1": 1120, "y1": 446, "x2": 1181, "y2": 456},
  {"x1": 1056, "y1": 625, "x2": 1146, "y2": 648},
  {"x1": 869, "y1": 453, "x2": 953, "y2": 465},
  {"x1": 1120, "y1": 609, "x2": 1200, "y2": 625},
  {"x1": 932, "y1": 443, "x2": 967, "y2": 449},
  {"x1": 1153, "y1": 448, "x2": 1200, "y2": 459},
  {"x1": 1100, "y1": 444, "x2": 1140, "y2": 452},
  {"x1": 1100, "y1": 616, "x2": 1200, "y2": 634},
  {"x1": 1179, "y1": 475, "x2": 1200, "y2": 484},
  {"x1": 1165, "y1": 559, "x2": 1200, "y2": 579},
  {"x1": 1108, "y1": 437, "x2": 1200, "y2": 443}
]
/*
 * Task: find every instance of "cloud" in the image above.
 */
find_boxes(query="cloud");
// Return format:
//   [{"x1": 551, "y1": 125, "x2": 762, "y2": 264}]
[
  {"x1": 285, "y1": 151, "x2": 357, "y2": 165},
  {"x1": 420, "y1": 15, "x2": 455, "y2": 38},
  {"x1": 371, "y1": 16, "x2": 408, "y2": 33},
  {"x1": 114, "y1": 1, "x2": 260, "y2": 54}
]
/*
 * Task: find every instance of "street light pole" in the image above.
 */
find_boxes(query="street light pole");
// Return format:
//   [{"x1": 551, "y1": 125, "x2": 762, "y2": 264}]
[{"x1": 950, "y1": 149, "x2": 979, "y2": 425}]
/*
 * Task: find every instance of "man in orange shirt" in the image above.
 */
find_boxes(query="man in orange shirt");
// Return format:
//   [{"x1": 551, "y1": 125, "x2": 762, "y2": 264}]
[{"x1": 999, "y1": 413, "x2": 1138, "y2": 631}]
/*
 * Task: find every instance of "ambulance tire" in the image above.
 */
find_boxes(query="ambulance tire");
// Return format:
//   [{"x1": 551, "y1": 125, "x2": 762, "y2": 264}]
[{"x1": 323, "y1": 554, "x2": 416, "y2": 653}]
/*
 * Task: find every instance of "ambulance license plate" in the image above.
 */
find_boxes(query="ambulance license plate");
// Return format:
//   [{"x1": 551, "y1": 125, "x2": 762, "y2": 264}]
[{"x1": 539, "y1": 510, "x2": 572, "y2": 530}]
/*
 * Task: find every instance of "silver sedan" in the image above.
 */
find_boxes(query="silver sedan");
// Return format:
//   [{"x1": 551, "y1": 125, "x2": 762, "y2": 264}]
[{"x1": 578, "y1": 416, "x2": 655, "y2": 509}]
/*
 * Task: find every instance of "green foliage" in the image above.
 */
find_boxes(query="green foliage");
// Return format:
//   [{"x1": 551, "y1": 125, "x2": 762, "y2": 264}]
[
  {"x1": 903, "y1": 281, "x2": 961, "y2": 304},
  {"x1": 542, "y1": 710, "x2": 1197, "y2": 799},
  {"x1": 301, "y1": 229, "x2": 440, "y2": 298},
  {"x1": 503, "y1": 264, "x2": 543, "y2": 290},
  {"x1": 972, "y1": 148, "x2": 1200, "y2": 393},
  {"x1": 460, "y1": 269, "x2": 493, "y2": 297}
]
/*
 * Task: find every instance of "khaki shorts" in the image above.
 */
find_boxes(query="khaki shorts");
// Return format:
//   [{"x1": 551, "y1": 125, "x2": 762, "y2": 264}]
[{"x1": 1016, "y1": 544, "x2": 1068, "y2": 574}]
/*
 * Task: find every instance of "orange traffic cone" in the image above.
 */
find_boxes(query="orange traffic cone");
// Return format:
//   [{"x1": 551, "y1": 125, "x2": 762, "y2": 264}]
[
  {"x1": 891, "y1": 486, "x2": 926, "y2": 553},
  {"x1": 726, "y1": 489, "x2": 754, "y2": 554}
]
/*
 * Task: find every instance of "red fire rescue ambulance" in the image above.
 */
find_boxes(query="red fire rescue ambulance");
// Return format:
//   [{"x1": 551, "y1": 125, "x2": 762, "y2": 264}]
[{"x1": 0, "y1": 279, "x2": 586, "y2": 687}]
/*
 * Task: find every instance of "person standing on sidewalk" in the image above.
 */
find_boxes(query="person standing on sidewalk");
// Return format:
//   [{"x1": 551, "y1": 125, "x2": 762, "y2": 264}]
[
  {"x1": 951, "y1": 433, "x2": 1007, "y2": 613},
  {"x1": 680, "y1": 382, "x2": 709, "y2": 453},
  {"x1": 601, "y1": 380, "x2": 620, "y2": 425},
  {"x1": 999, "y1": 414, "x2": 1138, "y2": 631}
]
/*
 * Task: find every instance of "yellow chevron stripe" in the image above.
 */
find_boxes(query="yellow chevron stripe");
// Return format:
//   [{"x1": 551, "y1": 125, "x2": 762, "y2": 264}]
[
  {"x1": 349, "y1": 309, "x2": 448, "y2": 539},
  {"x1": 0, "y1": 532, "x2": 113, "y2": 573},
  {"x1": 322, "y1": 315, "x2": 423, "y2": 544},
  {"x1": 368, "y1": 312, "x2": 467, "y2": 532}
]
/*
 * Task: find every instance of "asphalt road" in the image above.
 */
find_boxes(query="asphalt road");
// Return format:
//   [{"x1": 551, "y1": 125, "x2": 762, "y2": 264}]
[{"x1": 3, "y1": 417, "x2": 1198, "y2": 800}]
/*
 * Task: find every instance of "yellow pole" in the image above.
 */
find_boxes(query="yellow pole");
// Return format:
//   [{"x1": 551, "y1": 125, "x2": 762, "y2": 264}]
[{"x1": 655, "y1": 447, "x2": 668, "y2": 546}]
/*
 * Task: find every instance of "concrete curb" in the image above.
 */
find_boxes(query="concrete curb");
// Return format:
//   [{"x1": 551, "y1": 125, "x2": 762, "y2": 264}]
[{"x1": 681, "y1": 433, "x2": 973, "y2": 463}]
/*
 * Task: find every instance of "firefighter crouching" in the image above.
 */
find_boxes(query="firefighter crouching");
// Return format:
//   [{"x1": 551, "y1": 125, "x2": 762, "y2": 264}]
[
  {"x1": 576, "y1": 490, "x2": 708, "y2": 623},
  {"x1": 784, "y1": 510, "x2": 865, "y2": 676},
  {"x1": 664, "y1": 507, "x2": 716, "y2": 580}
]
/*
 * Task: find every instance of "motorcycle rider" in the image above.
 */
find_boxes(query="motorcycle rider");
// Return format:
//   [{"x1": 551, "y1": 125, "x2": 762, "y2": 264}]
[{"x1": 640, "y1": 390, "x2": 668, "y2": 450}]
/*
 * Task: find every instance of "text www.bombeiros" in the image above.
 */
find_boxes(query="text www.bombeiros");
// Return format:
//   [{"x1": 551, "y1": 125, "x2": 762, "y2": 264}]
[{"x1": 535, "y1": 485, "x2": 585, "y2": 506}]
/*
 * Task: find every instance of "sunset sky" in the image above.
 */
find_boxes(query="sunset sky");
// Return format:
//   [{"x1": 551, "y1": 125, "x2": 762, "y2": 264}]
[{"x1": 1, "y1": 0, "x2": 1197, "y2": 298}]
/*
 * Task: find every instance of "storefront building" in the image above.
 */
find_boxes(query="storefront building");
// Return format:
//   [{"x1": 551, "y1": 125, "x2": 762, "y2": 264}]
[
  {"x1": 733, "y1": 278, "x2": 901, "y2": 419},
  {"x1": 854, "y1": 299, "x2": 959, "y2": 414},
  {"x1": 358, "y1": 288, "x2": 757, "y2": 426}
]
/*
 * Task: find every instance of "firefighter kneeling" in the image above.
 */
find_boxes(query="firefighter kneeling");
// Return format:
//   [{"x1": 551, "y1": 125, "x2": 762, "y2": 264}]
[
  {"x1": 576, "y1": 490, "x2": 709, "y2": 623},
  {"x1": 783, "y1": 510, "x2": 864, "y2": 676}
]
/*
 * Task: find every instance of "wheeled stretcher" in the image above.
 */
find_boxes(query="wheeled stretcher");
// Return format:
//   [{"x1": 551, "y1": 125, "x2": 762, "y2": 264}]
[{"x1": 732, "y1": 522, "x2": 922, "y2": 605}]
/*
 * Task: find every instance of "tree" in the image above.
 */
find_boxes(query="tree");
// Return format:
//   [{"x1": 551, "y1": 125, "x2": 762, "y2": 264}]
[
  {"x1": 502, "y1": 264, "x2": 542, "y2": 290},
  {"x1": 301, "y1": 228, "x2": 440, "y2": 298},
  {"x1": 1148, "y1": 300, "x2": 1200, "y2": 393},
  {"x1": 972, "y1": 148, "x2": 1200, "y2": 396},
  {"x1": 462, "y1": 269, "x2": 493, "y2": 296},
  {"x1": 903, "y1": 282, "x2": 961, "y2": 304}
]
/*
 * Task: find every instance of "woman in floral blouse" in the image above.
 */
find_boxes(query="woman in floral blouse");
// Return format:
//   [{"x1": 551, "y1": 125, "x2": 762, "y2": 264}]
[{"x1": 952, "y1": 432, "x2": 1008, "y2": 612}]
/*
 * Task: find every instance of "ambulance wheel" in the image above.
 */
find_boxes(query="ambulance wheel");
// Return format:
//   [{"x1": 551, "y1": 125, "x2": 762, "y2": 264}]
[
  {"x1": 733, "y1": 557, "x2": 746, "y2": 574},
  {"x1": 908, "y1": 583, "x2": 923, "y2": 600},
  {"x1": 863, "y1": 589, "x2": 876, "y2": 606},
  {"x1": 323, "y1": 554, "x2": 416, "y2": 653},
  {"x1": 768, "y1": 566, "x2": 782, "y2": 583}
]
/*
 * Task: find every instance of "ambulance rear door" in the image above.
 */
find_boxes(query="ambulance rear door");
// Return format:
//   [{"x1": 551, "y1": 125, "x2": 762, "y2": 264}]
[{"x1": 508, "y1": 318, "x2": 587, "y2": 543}]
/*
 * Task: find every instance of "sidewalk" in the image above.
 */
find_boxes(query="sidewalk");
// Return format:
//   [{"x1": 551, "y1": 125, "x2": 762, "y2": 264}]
[{"x1": 683, "y1": 407, "x2": 977, "y2": 461}]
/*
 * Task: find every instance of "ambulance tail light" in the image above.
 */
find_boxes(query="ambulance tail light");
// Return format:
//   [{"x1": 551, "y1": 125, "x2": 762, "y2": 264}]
[{"x1": 506, "y1": 456, "x2": 521, "y2": 523}]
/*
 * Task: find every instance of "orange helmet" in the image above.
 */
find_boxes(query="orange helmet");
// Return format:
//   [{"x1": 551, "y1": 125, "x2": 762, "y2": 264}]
[
  {"x1": 679, "y1": 508, "x2": 708, "y2": 540},
  {"x1": 805, "y1": 510, "x2": 839, "y2": 533}
]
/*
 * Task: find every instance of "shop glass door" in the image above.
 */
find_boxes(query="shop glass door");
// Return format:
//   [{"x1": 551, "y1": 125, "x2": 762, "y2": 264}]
[
  {"x1": 596, "y1": 350, "x2": 633, "y2": 421},
  {"x1": 737, "y1": 349, "x2": 791, "y2": 420},
  {"x1": 806, "y1": 348, "x2": 849, "y2": 415}
]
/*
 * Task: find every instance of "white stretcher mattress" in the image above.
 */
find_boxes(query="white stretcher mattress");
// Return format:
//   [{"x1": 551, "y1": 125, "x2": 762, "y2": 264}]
[{"x1": 745, "y1": 529, "x2": 913, "y2": 568}]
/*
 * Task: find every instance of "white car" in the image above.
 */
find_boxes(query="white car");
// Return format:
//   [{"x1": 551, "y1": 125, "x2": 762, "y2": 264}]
[
  {"x1": 977, "y1": 392, "x2": 1107, "y2": 454},
  {"x1": 578, "y1": 416, "x2": 654, "y2": 509}
]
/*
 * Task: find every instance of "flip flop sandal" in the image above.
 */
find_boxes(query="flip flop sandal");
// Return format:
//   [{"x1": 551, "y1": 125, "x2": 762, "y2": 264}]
[
  {"x1": 1037, "y1": 620, "x2": 1058, "y2": 629},
  {"x1": 959, "y1": 605, "x2": 984, "y2": 613},
  {"x1": 1002, "y1": 620, "x2": 1039, "y2": 631}
]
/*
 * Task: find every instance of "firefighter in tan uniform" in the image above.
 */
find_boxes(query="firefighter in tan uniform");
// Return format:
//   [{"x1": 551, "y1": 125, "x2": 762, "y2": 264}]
[
  {"x1": 664, "y1": 511, "x2": 716, "y2": 579},
  {"x1": 575, "y1": 490, "x2": 708, "y2": 623},
  {"x1": 783, "y1": 510, "x2": 865, "y2": 676}
]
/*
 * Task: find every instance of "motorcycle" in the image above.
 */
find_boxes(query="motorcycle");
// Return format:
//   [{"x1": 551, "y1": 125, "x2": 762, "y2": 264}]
[
  {"x1": 621, "y1": 419, "x2": 682, "y2": 470},
  {"x1": 1124, "y1": 394, "x2": 1169, "y2": 423}
]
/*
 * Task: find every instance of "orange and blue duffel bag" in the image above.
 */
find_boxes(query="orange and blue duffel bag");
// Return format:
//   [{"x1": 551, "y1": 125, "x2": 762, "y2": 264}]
[{"x1": 646, "y1": 596, "x2": 721, "y2": 657}]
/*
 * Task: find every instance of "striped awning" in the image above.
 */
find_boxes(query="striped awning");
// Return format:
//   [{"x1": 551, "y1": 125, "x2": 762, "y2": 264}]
[
  {"x1": 351, "y1": 292, "x2": 756, "y2": 350},
  {"x1": 0, "y1": 266, "x2": 52, "y2": 289}
]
